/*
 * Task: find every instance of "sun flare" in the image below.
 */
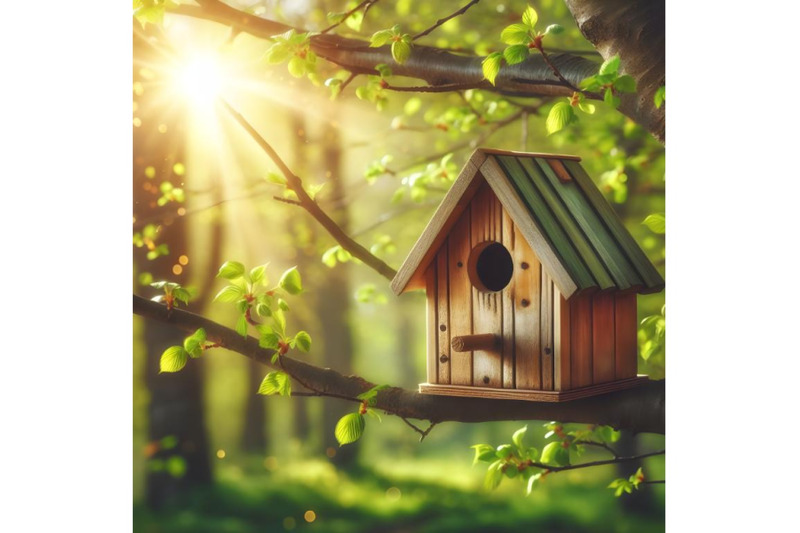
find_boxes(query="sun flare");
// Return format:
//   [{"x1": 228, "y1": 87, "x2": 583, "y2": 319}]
[{"x1": 174, "y1": 54, "x2": 223, "y2": 107}]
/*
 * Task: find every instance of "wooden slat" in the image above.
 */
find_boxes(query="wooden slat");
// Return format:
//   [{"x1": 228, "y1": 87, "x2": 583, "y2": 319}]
[
  {"x1": 614, "y1": 293, "x2": 638, "y2": 379},
  {"x1": 471, "y1": 184, "x2": 503, "y2": 388},
  {"x1": 436, "y1": 244, "x2": 451, "y2": 384},
  {"x1": 476, "y1": 147, "x2": 581, "y2": 161},
  {"x1": 425, "y1": 263, "x2": 437, "y2": 384},
  {"x1": 479, "y1": 156, "x2": 578, "y2": 298},
  {"x1": 419, "y1": 375, "x2": 648, "y2": 402},
  {"x1": 562, "y1": 160, "x2": 664, "y2": 292},
  {"x1": 501, "y1": 208, "x2": 515, "y2": 388},
  {"x1": 448, "y1": 205, "x2": 473, "y2": 385},
  {"x1": 592, "y1": 292, "x2": 616, "y2": 384},
  {"x1": 520, "y1": 158, "x2": 616, "y2": 290},
  {"x1": 540, "y1": 159, "x2": 642, "y2": 290},
  {"x1": 391, "y1": 150, "x2": 488, "y2": 294},
  {"x1": 570, "y1": 294, "x2": 593, "y2": 388},
  {"x1": 554, "y1": 289, "x2": 571, "y2": 391},
  {"x1": 540, "y1": 272, "x2": 554, "y2": 390},
  {"x1": 514, "y1": 239, "x2": 541, "y2": 390},
  {"x1": 494, "y1": 156, "x2": 597, "y2": 293}
]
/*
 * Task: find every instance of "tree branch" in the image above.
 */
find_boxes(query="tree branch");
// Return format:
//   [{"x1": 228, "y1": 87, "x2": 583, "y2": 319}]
[
  {"x1": 413, "y1": 0, "x2": 481, "y2": 41},
  {"x1": 219, "y1": 99, "x2": 398, "y2": 281},
  {"x1": 133, "y1": 294, "x2": 665, "y2": 434},
  {"x1": 529, "y1": 449, "x2": 664, "y2": 474},
  {"x1": 169, "y1": 0, "x2": 664, "y2": 140}
]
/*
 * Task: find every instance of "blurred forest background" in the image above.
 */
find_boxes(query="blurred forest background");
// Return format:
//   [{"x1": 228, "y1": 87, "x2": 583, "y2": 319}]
[{"x1": 133, "y1": 1, "x2": 665, "y2": 531}]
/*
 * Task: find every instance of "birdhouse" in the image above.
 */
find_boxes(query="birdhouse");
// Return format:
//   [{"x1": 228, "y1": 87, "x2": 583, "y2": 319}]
[{"x1": 391, "y1": 148, "x2": 664, "y2": 402}]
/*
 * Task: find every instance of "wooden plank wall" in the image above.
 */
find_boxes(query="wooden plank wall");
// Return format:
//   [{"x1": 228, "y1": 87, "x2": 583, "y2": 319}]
[
  {"x1": 448, "y1": 205, "x2": 473, "y2": 385},
  {"x1": 557, "y1": 291, "x2": 639, "y2": 390}
]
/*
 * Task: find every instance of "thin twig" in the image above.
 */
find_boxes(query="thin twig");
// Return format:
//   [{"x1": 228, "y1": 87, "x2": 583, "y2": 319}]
[
  {"x1": 338, "y1": 71, "x2": 358, "y2": 96},
  {"x1": 536, "y1": 45, "x2": 583, "y2": 94},
  {"x1": 272, "y1": 195, "x2": 302, "y2": 206},
  {"x1": 219, "y1": 98, "x2": 398, "y2": 281},
  {"x1": 413, "y1": 0, "x2": 481, "y2": 41},
  {"x1": 320, "y1": 0, "x2": 376, "y2": 34},
  {"x1": 400, "y1": 418, "x2": 439, "y2": 441},
  {"x1": 529, "y1": 449, "x2": 665, "y2": 473},
  {"x1": 576, "y1": 440, "x2": 619, "y2": 458},
  {"x1": 384, "y1": 82, "x2": 488, "y2": 93},
  {"x1": 642, "y1": 480, "x2": 665, "y2": 484}
]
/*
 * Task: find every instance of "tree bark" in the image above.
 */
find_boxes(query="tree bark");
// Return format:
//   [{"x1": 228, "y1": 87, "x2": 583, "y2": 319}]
[
  {"x1": 133, "y1": 295, "x2": 665, "y2": 435},
  {"x1": 174, "y1": 0, "x2": 665, "y2": 141}
]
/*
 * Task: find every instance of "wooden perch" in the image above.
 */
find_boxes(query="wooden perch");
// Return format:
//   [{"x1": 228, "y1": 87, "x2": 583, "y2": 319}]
[{"x1": 451, "y1": 334, "x2": 499, "y2": 352}]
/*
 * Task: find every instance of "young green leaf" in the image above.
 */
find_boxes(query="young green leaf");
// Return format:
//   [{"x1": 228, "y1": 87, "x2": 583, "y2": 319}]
[
  {"x1": 235, "y1": 315, "x2": 248, "y2": 337},
  {"x1": 172, "y1": 288, "x2": 192, "y2": 305},
  {"x1": 599, "y1": 54, "x2": 621, "y2": 76},
  {"x1": 544, "y1": 24, "x2": 564, "y2": 35},
  {"x1": 526, "y1": 472, "x2": 542, "y2": 495},
  {"x1": 546, "y1": 101, "x2": 576, "y2": 135},
  {"x1": 578, "y1": 101, "x2": 596, "y2": 114},
  {"x1": 258, "y1": 371, "x2": 291, "y2": 396},
  {"x1": 391, "y1": 40, "x2": 411, "y2": 64},
  {"x1": 484, "y1": 460, "x2": 504, "y2": 491},
  {"x1": 471, "y1": 444, "x2": 497, "y2": 465},
  {"x1": 512, "y1": 425, "x2": 528, "y2": 450},
  {"x1": 259, "y1": 332, "x2": 281, "y2": 350},
  {"x1": 482, "y1": 52, "x2": 504, "y2": 85},
  {"x1": 272, "y1": 308, "x2": 287, "y2": 336},
  {"x1": 500, "y1": 23, "x2": 531, "y2": 45},
  {"x1": 183, "y1": 328, "x2": 207, "y2": 358},
  {"x1": 604, "y1": 88, "x2": 621, "y2": 108},
  {"x1": 335, "y1": 413, "x2": 366, "y2": 445},
  {"x1": 255, "y1": 303, "x2": 272, "y2": 318},
  {"x1": 279, "y1": 266, "x2": 303, "y2": 294},
  {"x1": 540, "y1": 441, "x2": 570, "y2": 466},
  {"x1": 654, "y1": 85, "x2": 666, "y2": 108},
  {"x1": 217, "y1": 261, "x2": 245, "y2": 280},
  {"x1": 521, "y1": 5, "x2": 538, "y2": 28},
  {"x1": 293, "y1": 331, "x2": 312, "y2": 353},
  {"x1": 160, "y1": 346, "x2": 188, "y2": 373},
  {"x1": 503, "y1": 44, "x2": 530, "y2": 65},
  {"x1": 213, "y1": 285, "x2": 245, "y2": 303},
  {"x1": 642, "y1": 214, "x2": 665, "y2": 234},
  {"x1": 613, "y1": 74, "x2": 636, "y2": 93},
  {"x1": 370, "y1": 29, "x2": 394, "y2": 48},
  {"x1": 249, "y1": 265, "x2": 267, "y2": 285}
]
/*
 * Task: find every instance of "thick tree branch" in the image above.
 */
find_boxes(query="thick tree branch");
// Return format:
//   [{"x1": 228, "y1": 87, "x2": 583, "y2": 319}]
[
  {"x1": 170, "y1": 0, "x2": 664, "y2": 140},
  {"x1": 134, "y1": 295, "x2": 665, "y2": 434},
  {"x1": 219, "y1": 99, "x2": 398, "y2": 281}
]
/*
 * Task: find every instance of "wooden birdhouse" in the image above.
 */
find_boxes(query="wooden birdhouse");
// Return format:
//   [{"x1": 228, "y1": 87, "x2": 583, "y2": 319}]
[{"x1": 391, "y1": 148, "x2": 664, "y2": 402}]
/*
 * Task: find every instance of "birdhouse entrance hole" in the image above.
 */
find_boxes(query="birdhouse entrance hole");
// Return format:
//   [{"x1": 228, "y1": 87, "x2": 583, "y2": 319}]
[{"x1": 468, "y1": 241, "x2": 513, "y2": 292}]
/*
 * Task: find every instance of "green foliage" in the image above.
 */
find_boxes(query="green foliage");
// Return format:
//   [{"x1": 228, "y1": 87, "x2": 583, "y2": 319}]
[
  {"x1": 258, "y1": 371, "x2": 292, "y2": 396},
  {"x1": 133, "y1": 224, "x2": 170, "y2": 260},
  {"x1": 292, "y1": 331, "x2": 311, "y2": 353},
  {"x1": 608, "y1": 467, "x2": 646, "y2": 497},
  {"x1": 183, "y1": 328, "x2": 207, "y2": 358},
  {"x1": 639, "y1": 305, "x2": 666, "y2": 364},
  {"x1": 481, "y1": 52, "x2": 503, "y2": 85},
  {"x1": 160, "y1": 346, "x2": 188, "y2": 373},
  {"x1": 150, "y1": 280, "x2": 193, "y2": 310},
  {"x1": 643, "y1": 213, "x2": 665, "y2": 234},
  {"x1": 335, "y1": 412, "x2": 366, "y2": 446},
  {"x1": 322, "y1": 244, "x2": 353, "y2": 267},
  {"x1": 395, "y1": 153, "x2": 458, "y2": 203},
  {"x1": 263, "y1": 30, "x2": 319, "y2": 83},
  {"x1": 133, "y1": 0, "x2": 177, "y2": 28},
  {"x1": 156, "y1": 181, "x2": 184, "y2": 206},
  {"x1": 278, "y1": 266, "x2": 303, "y2": 294},
  {"x1": 654, "y1": 85, "x2": 666, "y2": 108},
  {"x1": 356, "y1": 384, "x2": 389, "y2": 407},
  {"x1": 546, "y1": 101, "x2": 577, "y2": 135},
  {"x1": 370, "y1": 25, "x2": 413, "y2": 65},
  {"x1": 354, "y1": 283, "x2": 388, "y2": 304},
  {"x1": 355, "y1": 65, "x2": 392, "y2": 110},
  {"x1": 579, "y1": 54, "x2": 636, "y2": 111}
]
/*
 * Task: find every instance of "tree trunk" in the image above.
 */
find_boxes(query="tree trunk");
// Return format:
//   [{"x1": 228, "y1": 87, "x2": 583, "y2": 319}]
[
  {"x1": 134, "y1": 27, "x2": 212, "y2": 508},
  {"x1": 317, "y1": 118, "x2": 360, "y2": 466}
]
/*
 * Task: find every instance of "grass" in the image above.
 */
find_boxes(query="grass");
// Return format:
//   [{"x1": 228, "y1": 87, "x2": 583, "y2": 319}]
[{"x1": 133, "y1": 456, "x2": 664, "y2": 533}]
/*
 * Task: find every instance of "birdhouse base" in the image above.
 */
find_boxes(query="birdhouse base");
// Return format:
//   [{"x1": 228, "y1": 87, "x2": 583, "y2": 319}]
[{"x1": 418, "y1": 375, "x2": 648, "y2": 402}]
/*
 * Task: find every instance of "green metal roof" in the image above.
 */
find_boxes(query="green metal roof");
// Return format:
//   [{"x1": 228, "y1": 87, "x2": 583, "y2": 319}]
[{"x1": 492, "y1": 153, "x2": 664, "y2": 294}]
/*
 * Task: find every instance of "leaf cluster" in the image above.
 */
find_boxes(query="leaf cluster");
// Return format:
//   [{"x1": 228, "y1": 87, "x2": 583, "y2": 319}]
[
  {"x1": 263, "y1": 30, "x2": 320, "y2": 83},
  {"x1": 334, "y1": 385, "x2": 389, "y2": 446}
]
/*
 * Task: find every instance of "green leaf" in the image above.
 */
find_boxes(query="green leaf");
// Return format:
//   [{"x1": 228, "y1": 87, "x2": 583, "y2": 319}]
[
  {"x1": 471, "y1": 444, "x2": 495, "y2": 465},
  {"x1": 160, "y1": 346, "x2": 188, "y2": 373},
  {"x1": 642, "y1": 214, "x2": 665, "y2": 234},
  {"x1": 287, "y1": 56, "x2": 305, "y2": 78},
  {"x1": 482, "y1": 52, "x2": 504, "y2": 85},
  {"x1": 272, "y1": 308, "x2": 287, "y2": 336},
  {"x1": 294, "y1": 331, "x2": 311, "y2": 353},
  {"x1": 613, "y1": 74, "x2": 636, "y2": 93},
  {"x1": 172, "y1": 288, "x2": 191, "y2": 305},
  {"x1": 258, "y1": 371, "x2": 291, "y2": 396},
  {"x1": 255, "y1": 303, "x2": 272, "y2": 318},
  {"x1": 277, "y1": 298, "x2": 289, "y2": 312},
  {"x1": 521, "y1": 5, "x2": 538, "y2": 28},
  {"x1": 484, "y1": 460, "x2": 504, "y2": 491},
  {"x1": 500, "y1": 23, "x2": 531, "y2": 45},
  {"x1": 512, "y1": 425, "x2": 528, "y2": 450},
  {"x1": 540, "y1": 441, "x2": 570, "y2": 466},
  {"x1": 546, "y1": 101, "x2": 576, "y2": 135},
  {"x1": 249, "y1": 265, "x2": 267, "y2": 285},
  {"x1": 259, "y1": 332, "x2": 281, "y2": 350},
  {"x1": 356, "y1": 384, "x2": 390, "y2": 405},
  {"x1": 503, "y1": 44, "x2": 529, "y2": 65},
  {"x1": 264, "y1": 42, "x2": 290, "y2": 64},
  {"x1": 335, "y1": 413, "x2": 366, "y2": 445},
  {"x1": 183, "y1": 328, "x2": 207, "y2": 357},
  {"x1": 496, "y1": 444, "x2": 513, "y2": 459},
  {"x1": 213, "y1": 285, "x2": 245, "y2": 303},
  {"x1": 375, "y1": 63, "x2": 393, "y2": 78},
  {"x1": 370, "y1": 29, "x2": 394, "y2": 47},
  {"x1": 604, "y1": 88, "x2": 621, "y2": 108},
  {"x1": 391, "y1": 40, "x2": 411, "y2": 64},
  {"x1": 599, "y1": 54, "x2": 620, "y2": 76},
  {"x1": 578, "y1": 101, "x2": 596, "y2": 114},
  {"x1": 279, "y1": 266, "x2": 303, "y2": 294},
  {"x1": 544, "y1": 24, "x2": 564, "y2": 35},
  {"x1": 218, "y1": 261, "x2": 245, "y2": 280},
  {"x1": 265, "y1": 172, "x2": 287, "y2": 185},
  {"x1": 526, "y1": 472, "x2": 542, "y2": 496},
  {"x1": 235, "y1": 315, "x2": 248, "y2": 337},
  {"x1": 404, "y1": 97, "x2": 422, "y2": 115},
  {"x1": 654, "y1": 85, "x2": 666, "y2": 108}
]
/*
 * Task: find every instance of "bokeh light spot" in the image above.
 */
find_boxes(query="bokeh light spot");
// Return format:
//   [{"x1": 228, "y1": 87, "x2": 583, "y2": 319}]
[
  {"x1": 145, "y1": 166, "x2": 156, "y2": 179},
  {"x1": 172, "y1": 265, "x2": 183, "y2": 275},
  {"x1": 133, "y1": 117, "x2": 142, "y2": 127},
  {"x1": 325, "y1": 447, "x2": 337, "y2": 458},
  {"x1": 173, "y1": 162, "x2": 186, "y2": 176},
  {"x1": 179, "y1": 254, "x2": 189, "y2": 265},
  {"x1": 386, "y1": 487, "x2": 402, "y2": 501},
  {"x1": 304, "y1": 510, "x2": 316, "y2": 523},
  {"x1": 158, "y1": 124, "x2": 168, "y2": 134},
  {"x1": 216, "y1": 449, "x2": 226, "y2": 459},
  {"x1": 263, "y1": 456, "x2": 278, "y2": 471}
]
